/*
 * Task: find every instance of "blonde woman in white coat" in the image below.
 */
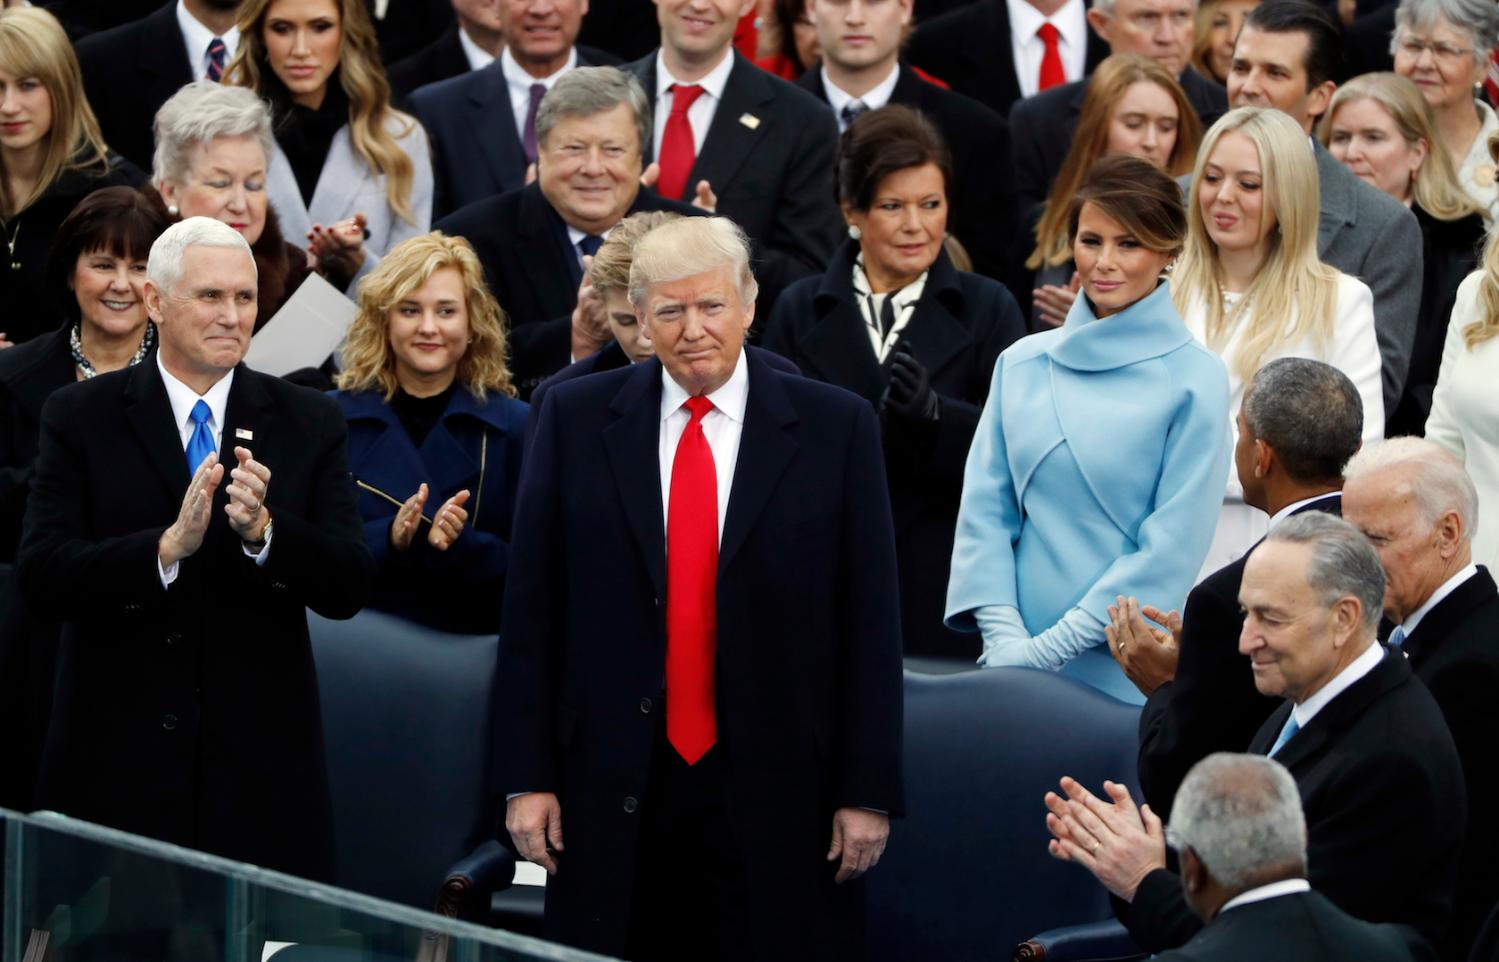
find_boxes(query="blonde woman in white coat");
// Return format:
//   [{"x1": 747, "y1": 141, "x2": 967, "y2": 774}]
[
  {"x1": 224, "y1": 0, "x2": 432, "y2": 287},
  {"x1": 1173, "y1": 107, "x2": 1384, "y2": 576},
  {"x1": 1427, "y1": 260, "x2": 1499, "y2": 569}
]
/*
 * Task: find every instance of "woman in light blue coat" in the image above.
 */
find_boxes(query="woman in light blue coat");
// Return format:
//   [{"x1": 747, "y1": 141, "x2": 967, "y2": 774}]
[{"x1": 947, "y1": 155, "x2": 1230, "y2": 704}]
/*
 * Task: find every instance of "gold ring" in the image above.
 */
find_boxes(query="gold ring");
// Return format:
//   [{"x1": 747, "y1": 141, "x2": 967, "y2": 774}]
[{"x1": 1092, "y1": 841, "x2": 1101, "y2": 854}]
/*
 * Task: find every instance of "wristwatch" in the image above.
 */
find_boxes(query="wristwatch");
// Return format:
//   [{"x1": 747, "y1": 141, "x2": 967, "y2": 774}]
[{"x1": 245, "y1": 517, "x2": 273, "y2": 554}]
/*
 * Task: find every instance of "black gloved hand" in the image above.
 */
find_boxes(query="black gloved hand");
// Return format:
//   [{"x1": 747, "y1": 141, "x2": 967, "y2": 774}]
[{"x1": 881, "y1": 344, "x2": 940, "y2": 423}]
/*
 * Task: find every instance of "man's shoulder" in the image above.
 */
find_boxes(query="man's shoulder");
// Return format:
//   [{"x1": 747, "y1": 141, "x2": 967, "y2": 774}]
[
  {"x1": 435, "y1": 190, "x2": 523, "y2": 242},
  {"x1": 407, "y1": 63, "x2": 481, "y2": 114},
  {"x1": 1009, "y1": 81, "x2": 1084, "y2": 125},
  {"x1": 242, "y1": 367, "x2": 342, "y2": 419},
  {"x1": 75, "y1": 2, "x2": 170, "y2": 63}
]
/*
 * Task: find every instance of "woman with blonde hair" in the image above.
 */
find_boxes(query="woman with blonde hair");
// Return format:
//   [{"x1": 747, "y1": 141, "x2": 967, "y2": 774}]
[
  {"x1": 1322, "y1": 72, "x2": 1485, "y2": 435},
  {"x1": 1174, "y1": 106, "x2": 1383, "y2": 573},
  {"x1": 0, "y1": 6, "x2": 141, "y2": 348},
  {"x1": 1190, "y1": 0, "x2": 1260, "y2": 85},
  {"x1": 1026, "y1": 54, "x2": 1203, "y2": 328},
  {"x1": 334, "y1": 232, "x2": 525, "y2": 633},
  {"x1": 1427, "y1": 129, "x2": 1499, "y2": 570},
  {"x1": 224, "y1": 0, "x2": 432, "y2": 276}
]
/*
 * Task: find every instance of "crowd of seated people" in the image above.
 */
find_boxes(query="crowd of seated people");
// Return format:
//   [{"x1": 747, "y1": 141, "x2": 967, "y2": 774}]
[{"x1": 0, "y1": 0, "x2": 1497, "y2": 958}]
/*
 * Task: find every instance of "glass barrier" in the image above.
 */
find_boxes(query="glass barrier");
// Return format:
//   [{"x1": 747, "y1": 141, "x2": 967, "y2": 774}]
[{"x1": 0, "y1": 810, "x2": 616, "y2": 962}]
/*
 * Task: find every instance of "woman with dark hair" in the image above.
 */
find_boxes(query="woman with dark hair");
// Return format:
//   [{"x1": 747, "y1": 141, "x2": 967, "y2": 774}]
[
  {"x1": 755, "y1": 0, "x2": 820, "y2": 80},
  {"x1": 0, "y1": 7, "x2": 141, "y2": 348},
  {"x1": 0, "y1": 184, "x2": 170, "y2": 810},
  {"x1": 0, "y1": 185, "x2": 170, "y2": 563},
  {"x1": 761, "y1": 105, "x2": 1026, "y2": 658},
  {"x1": 946, "y1": 154, "x2": 1230, "y2": 702}
]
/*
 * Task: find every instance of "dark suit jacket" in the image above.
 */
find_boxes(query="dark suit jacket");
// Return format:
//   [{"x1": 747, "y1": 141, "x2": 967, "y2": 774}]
[
  {"x1": 1138, "y1": 493, "x2": 1342, "y2": 819},
  {"x1": 433, "y1": 182, "x2": 699, "y2": 397},
  {"x1": 795, "y1": 63, "x2": 1018, "y2": 284},
  {"x1": 75, "y1": 3, "x2": 192, "y2": 172},
  {"x1": 626, "y1": 51, "x2": 843, "y2": 314},
  {"x1": 907, "y1": 1, "x2": 1110, "y2": 119},
  {"x1": 575, "y1": 0, "x2": 662, "y2": 63},
  {"x1": 409, "y1": 45, "x2": 620, "y2": 218},
  {"x1": 0, "y1": 325, "x2": 75, "y2": 563},
  {"x1": 386, "y1": 25, "x2": 468, "y2": 100},
  {"x1": 335, "y1": 386, "x2": 529, "y2": 635},
  {"x1": 1313, "y1": 141, "x2": 1425, "y2": 414},
  {"x1": 761, "y1": 241, "x2": 1024, "y2": 657},
  {"x1": 1386, "y1": 207, "x2": 1484, "y2": 437},
  {"x1": 1344, "y1": 5, "x2": 1397, "y2": 78},
  {"x1": 1154, "y1": 891, "x2": 1421, "y2": 962},
  {"x1": 1009, "y1": 67, "x2": 1228, "y2": 220},
  {"x1": 496, "y1": 351, "x2": 905, "y2": 959},
  {"x1": 1403, "y1": 568, "x2": 1499, "y2": 961},
  {"x1": 16, "y1": 362, "x2": 375, "y2": 881},
  {"x1": 368, "y1": 0, "x2": 455, "y2": 67},
  {"x1": 1126, "y1": 650, "x2": 1465, "y2": 953}
]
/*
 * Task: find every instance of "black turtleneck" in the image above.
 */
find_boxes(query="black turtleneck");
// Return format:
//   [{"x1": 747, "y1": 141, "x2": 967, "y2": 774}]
[
  {"x1": 266, "y1": 68, "x2": 351, "y2": 208},
  {"x1": 390, "y1": 382, "x2": 455, "y2": 448}
]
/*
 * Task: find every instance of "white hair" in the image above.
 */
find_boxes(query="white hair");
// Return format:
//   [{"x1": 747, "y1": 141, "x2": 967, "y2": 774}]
[
  {"x1": 148, "y1": 216, "x2": 255, "y2": 295},
  {"x1": 152, "y1": 81, "x2": 275, "y2": 188},
  {"x1": 627, "y1": 216, "x2": 759, "y2": 310},
  {"x1": 1344, "y1": 437, "x2": 1479, "y2": 545},
  {"x1": 1264, "y1": 512, "x2": 1387, "y2": 634},
  {"x1": 1169, "y1": 754, "x2": 1307, "y2": 889}
]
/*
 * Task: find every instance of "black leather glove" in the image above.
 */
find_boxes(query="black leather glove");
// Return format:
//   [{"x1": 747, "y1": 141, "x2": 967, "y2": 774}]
[{"x1": 881, "y1": 344, "x2": 940, "y2": 423}]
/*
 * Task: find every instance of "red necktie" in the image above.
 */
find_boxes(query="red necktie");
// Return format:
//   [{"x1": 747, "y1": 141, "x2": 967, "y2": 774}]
[
  {"x1": 1037, "y1": 23, "x2": 1065, "y2": 91},
  {"x1": 666, "y1": 395, "x2": 718, "y2": 764},
  {"x1": 657, "y1": 84, "x2": 705, "y2": 202}
]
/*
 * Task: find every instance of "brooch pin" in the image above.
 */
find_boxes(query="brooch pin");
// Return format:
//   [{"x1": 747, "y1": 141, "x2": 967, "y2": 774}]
[
  {"x1": 1474, "y1": 164, "x2": 1496, "y2": 189},
  {"x1": 739, "y1": 113, "x2": 760, "y2": 130}
]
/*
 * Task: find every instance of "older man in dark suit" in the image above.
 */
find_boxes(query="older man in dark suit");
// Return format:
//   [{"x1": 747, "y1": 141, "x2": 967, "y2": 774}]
[
  {"x1": 1120, "y1": 359, "x2": 1360, "y2": 819},
  {"x1": 798, "y1": 0, "x2": 1018, "y2": 284},
  {"x1": 1047, "y1": 513, "x2": 1464, "y2": 955},
  {"x1": 408, "y1": 0, "x2": 622, "y2": 216},
  {"x1": 497, "y1": 216, "x2": 904, "y2": 961},
  {"x1": 625, "y1": 0, "x2": 843, "y2": 314},
  {"x1": 386, "y1": 0, "x2": 505, "y2": 99},
  {"x1": 434, "y1": 66, "x2": 698, "y2": 398},
  {"x1": 1010, "y1": 0, "x2": 1228, "y2": 218},
  {"x1": 74, "y1": 0, "x2": 239, "y2": 172},
  {"x1": 1154, "y1": 753, "x2": 1420, "y2": 962},
  {"x1": 17, "y1": 217, "x2": 374, "y2": 880},
  {"x1": 1343, "y1": 437, "x2": 1499, "y2": 962},
  {"x1": 907, "y1": 0, "x2": 1111, "y2": 118}
]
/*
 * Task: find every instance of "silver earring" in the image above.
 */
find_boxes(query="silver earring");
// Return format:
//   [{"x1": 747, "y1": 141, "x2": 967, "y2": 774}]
[
  {"x1": 167, "y1": 204, "x2": 179, "y2": 217},
  {"x1": 848, "y1": 224, "x2": 862, "y2": 241}
]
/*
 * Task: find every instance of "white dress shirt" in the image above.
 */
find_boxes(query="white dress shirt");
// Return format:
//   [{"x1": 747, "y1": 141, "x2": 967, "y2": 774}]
[
  {"x1": 1399, "y1": 564, "x2": 1479, "y2": 640},
  {"x1": 1219, "y1": 878, "x2": 1312, "y2": 915},
  {"x1": 852, "y1": 255, "x2": 926, "y2": 362},
  {"x1": 1266, "y1": 493, "x2": 1340, "y2": 529},
  {"x1": 652, "y1": 49, "x2": 737, "y2": 161},
  {"x1": 155, "y1": 355, "x2": 269, "y2": 585},
  {"x1": 501, "y1": 46, "x2": 578, "y2": 143},
  {"x1": 659, "y1": 350, "x2": 749, "y2": 545},
  {"x1": 459, "y1": 26, "x2": 497, "y2": 72},
  {"x1": 1290, "y1": 640, "x2": 1384, "y2": 731},
  {"x1": 176, "y1": 0, "x2": 240, "y2": 81},
  {"x1": 1007, "y1": 0, "x2": 1088, "y2": 99},
  {"x1": 820, "y1": 63, "x2": 901, "y2": 132}
]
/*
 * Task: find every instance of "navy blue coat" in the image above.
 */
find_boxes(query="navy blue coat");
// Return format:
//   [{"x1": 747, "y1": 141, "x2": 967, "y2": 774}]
[
  {"x1": 496, "y1": 351, "x2": 904, "y2": 959},
  {"x1": 336, "y1": 385, "x2": 528, "y2": 634}
]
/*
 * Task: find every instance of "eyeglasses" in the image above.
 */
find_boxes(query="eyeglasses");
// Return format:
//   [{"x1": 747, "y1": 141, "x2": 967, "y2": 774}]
[{"x1": 1397, "y1": 35, "x2": 1476, "y2": 65}]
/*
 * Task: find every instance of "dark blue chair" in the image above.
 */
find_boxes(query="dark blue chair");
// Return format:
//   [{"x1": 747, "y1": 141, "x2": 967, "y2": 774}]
[
  {"x1": 865, "y1": 668, "x2": 1146, "y2": 962},
  {"x1": 309, "y1": 609, "x2": 512, "y2": 920}
]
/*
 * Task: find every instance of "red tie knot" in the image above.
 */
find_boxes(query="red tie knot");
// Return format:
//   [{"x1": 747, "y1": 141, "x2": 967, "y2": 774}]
[
  {"x1": 684, "y1": 395, "x2": 714, "y2": 423},
  {"x1": 670, "y1": 83, "x2": 706, "y2": 116},
  {"x1": 1038, "y1": 22, "x2": 1060, "y2": 44}
]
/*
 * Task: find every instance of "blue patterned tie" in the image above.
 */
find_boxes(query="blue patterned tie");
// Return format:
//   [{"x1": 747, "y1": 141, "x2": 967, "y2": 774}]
[
  {"x1": 206, "y1": 37, "x2": 227, "y2": 82},
  {"x1": 185, "y1": 400, "x2": 215, "y2": 475},
  {"x1": 1268, "y1": 714, "x2": 1299, "y2": 757},
  {"x1": 1388, "y1": 625, "x2": 1407, "y2": 649}
]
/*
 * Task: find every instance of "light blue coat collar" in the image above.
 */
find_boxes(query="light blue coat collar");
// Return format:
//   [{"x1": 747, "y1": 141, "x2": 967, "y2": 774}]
[{"x1": 1048, "y1": 282, "x2": 1191, "y2": 372}]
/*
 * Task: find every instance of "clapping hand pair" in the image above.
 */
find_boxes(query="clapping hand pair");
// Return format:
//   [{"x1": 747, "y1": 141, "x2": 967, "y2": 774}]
[
  {"x1": 390, "y1": 483, "x2": 471, "y2": 552},
  {"x1": 159, "y1": 447, "x2": 271, "y2": 567}
]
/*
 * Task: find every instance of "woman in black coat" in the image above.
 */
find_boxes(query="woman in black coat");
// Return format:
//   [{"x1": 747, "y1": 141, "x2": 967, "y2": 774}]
[{"x1": 761, "y1": 105, "x2": 1026, "y2": 658}]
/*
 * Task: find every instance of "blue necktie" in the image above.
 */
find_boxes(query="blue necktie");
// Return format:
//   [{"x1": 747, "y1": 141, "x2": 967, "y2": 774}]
[
  {"x1": 1269, "y1": 714, "x2": 1300, "y2": 757},
  {"x1": 840, "y1": 100, "x2": 868, "y2": 131},
  {"x1": 578, "y1": 234, "x2": 604, "y2": 259},
  {"x1": 186, "y1": 400, "x2": 215, "y2": 475},
  {"x1": 1388, "y1": 625, "x2": 1407, "y2": 648}
]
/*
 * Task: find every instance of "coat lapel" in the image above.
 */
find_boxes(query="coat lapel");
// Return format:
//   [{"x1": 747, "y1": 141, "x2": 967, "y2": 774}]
[
  {"x1": 213, "y1": 366, "x2": 276, "y2": 550},
  {"x1": 603, "y1": 362, "x2": 667, "y2": 598},
  {"x1": 688, "y1": 54, "x2": 773, "y2": 200},
  {"x1": 266, "y1": 143, "x2": 313, "y2": 241},
  {"x1": 1404, "y1": 568, "x2": 1498, "y2": 665},
  {"x1": 1314, "y1": 142, "x2": 1357, "y2": 252},
  {"x1": 897, "y1": 252, "x2": 972, "y2": 381},
  {"x1": 469, "y1": 63, "x2": 527, "y2": 194},
  {"x1": 308, "y1": 128, "x2": 370, "y2": 230},
  {"x1": 718, "y1": 352, "x2": 797, "y2": 575},
  {"x1": 799, "y1": 251, "x2": 888, "y2": 404},
  {"x1": 124, "y1": 361, "x2": 191, "y2": 503},
  {"x1": 519, "y1": 184, "x2": 581, "y2": 309}
]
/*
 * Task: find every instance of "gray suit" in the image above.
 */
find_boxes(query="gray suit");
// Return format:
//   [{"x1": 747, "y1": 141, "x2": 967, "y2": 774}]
[
  {"x1": 1179, "y1": 143, "x2": 1421, "y2": 414},
  {"x1": 1312, "y1": 140, "x2": 1422, "y2": 415}
]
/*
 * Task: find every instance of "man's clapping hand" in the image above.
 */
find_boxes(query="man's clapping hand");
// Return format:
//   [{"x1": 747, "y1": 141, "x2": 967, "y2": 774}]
[{"x1": 159, "y1": 453, "x2": 224, "y2": 567}]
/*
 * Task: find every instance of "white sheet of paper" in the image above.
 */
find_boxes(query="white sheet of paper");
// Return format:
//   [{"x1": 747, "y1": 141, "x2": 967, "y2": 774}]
[{"x1": 242, "y1": 273, "x2": 356, "y2": 377}]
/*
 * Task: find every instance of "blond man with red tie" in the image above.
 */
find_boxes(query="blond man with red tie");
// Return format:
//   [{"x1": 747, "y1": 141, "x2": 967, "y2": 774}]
[{"x1": 497, "y1": 216, "x2": 904, "y2": 962}]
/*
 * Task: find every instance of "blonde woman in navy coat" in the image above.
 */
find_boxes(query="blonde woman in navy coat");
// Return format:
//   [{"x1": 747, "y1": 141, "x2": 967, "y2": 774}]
[
  {"x1": 946, "y1": 155, "x2": 1230, "y2": 704},
  {"x1": 762, "y1": 106, "x2": 1026, "y2": 659},
  {"x1": 334, "y1": 232, "x2": 526, "y2": 633}
]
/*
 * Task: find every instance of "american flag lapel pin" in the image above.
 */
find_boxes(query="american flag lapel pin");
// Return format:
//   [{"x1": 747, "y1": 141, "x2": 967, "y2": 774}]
[
  {"x1": 739, "y1": 113, "x2": 760, "y2": 130},
  {"x1": 235, "y1": 428, "x2": 254, "y2": 441}
]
